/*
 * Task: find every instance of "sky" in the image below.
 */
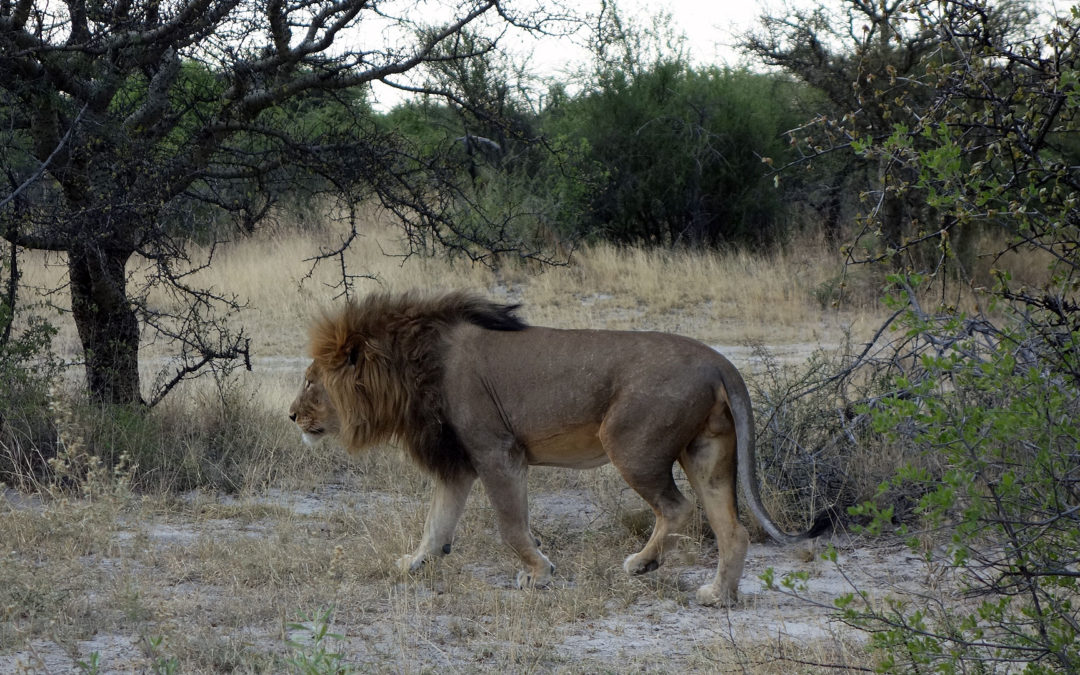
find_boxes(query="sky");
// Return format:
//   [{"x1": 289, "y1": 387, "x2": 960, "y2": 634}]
[
  {"x1": 599, "y1": 0, "x2": 769, "y2": 66},
  {"x1": 361, "y1": 0, "x2": 1068, "y2": 110},
  {"x1": 523, "y1": 0, "x2": 774, "y2": 80},
  {"x1": 367, "y1": 0, "x2": 780, "y2": 110}
]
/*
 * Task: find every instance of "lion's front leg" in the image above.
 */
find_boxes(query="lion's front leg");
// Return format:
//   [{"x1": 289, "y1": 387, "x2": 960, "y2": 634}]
[
  {"x1": 397, "y1": 472, "x2": 476, "y2": 573},
  {"x1": 474, "y1": 460, "x2": 554, "y2": 589}
]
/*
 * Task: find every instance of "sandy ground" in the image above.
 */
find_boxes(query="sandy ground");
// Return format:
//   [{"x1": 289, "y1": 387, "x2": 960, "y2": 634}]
[{"x1": 2, "y1": 480, "x2": 929, "y2": 674}]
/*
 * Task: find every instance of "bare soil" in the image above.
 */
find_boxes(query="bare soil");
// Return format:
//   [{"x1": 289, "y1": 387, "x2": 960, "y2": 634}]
[{"x1": 2, "y1": 477, "x2": 927, "y2": 674}]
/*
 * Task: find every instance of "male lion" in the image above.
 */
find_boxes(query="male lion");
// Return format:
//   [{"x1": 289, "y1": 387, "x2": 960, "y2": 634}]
[{"x1": 289, "y1": 291, "x2": 828, "y2": 606}]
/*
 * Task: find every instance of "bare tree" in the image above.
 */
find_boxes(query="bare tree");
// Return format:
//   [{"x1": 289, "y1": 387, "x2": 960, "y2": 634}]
[{"x1": 0, "y1": 0, "x2": 576, "y2": 404}]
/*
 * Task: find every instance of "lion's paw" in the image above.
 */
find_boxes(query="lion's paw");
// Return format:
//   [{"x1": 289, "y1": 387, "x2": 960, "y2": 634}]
[
  {"x1": 515, "y1": 563, "x2": 555, "y2": 589},
  {"x1": 396, "y1": 553, "x2": 426, "y2": 574},
  {"x1": 695, "y1": 583, "x2": 737, "y2": 607},
  {"x1": 623, "y1": 553, "x2": 660, "y2": 576}
]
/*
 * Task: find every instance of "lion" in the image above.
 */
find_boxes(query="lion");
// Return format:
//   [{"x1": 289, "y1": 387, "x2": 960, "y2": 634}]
[{"x1": 288, "y1": 291, "x2": 829, "y2": 606}]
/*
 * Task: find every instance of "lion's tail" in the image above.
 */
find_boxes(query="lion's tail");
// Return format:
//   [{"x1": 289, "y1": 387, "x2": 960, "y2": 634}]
[{"x1": 720, "y1": 357, "x2": 832, "y2": 544}]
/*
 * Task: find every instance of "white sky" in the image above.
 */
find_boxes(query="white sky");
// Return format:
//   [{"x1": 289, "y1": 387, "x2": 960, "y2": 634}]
[
  {"x1": 519, "y1": 0, "x2": 775, "y2": 83},
  {"x1": 368, "y1": 0, "x2": 1068, "y2": 110},
  {"x1": 368, "y1": 0, "x2": 780, "y2": 110},
  {"x1": 668, "y1": 1, "x2": 771, "y2": 65}
]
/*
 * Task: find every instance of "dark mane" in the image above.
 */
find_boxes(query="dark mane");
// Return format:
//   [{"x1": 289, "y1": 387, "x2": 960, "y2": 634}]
[
  {"x1": 309, "y1": 291, "x2": 526, "y2": 480},
  {"x1": 456, "y1": 298, "x2": 528, "y2": 332}
]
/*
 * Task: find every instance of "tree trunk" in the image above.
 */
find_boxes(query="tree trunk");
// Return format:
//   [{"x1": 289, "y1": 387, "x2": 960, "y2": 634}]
[{"x1": 69, "y1": 244, "x2": 143, "y2": 404}]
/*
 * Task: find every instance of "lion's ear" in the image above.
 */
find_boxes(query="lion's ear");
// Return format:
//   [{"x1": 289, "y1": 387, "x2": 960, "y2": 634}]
[
  {"x1": 310, "y1": 305, "x2": 377, "y2": 371},
  {"x1": 341, "y1": 337, "x2": 383, "y2": 369},
  {"x1": 338, "y1": 334, "x2": 367, "y2": 370}
]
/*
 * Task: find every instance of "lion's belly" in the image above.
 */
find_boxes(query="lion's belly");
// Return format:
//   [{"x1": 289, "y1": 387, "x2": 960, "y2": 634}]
[{"x1": 523, "y1": 424, "x2": 609, "y2": 469}]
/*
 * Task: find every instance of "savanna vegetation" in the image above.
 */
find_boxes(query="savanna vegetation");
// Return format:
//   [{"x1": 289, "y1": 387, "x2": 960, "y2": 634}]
[{"x1": 2, "y1": 0, "x2": 1078, "y2": 671}]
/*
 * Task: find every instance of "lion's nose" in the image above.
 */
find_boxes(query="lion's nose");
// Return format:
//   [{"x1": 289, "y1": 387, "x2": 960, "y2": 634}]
[{"x1": 289, "y1": 412, "x2": 297, "y2": 422}]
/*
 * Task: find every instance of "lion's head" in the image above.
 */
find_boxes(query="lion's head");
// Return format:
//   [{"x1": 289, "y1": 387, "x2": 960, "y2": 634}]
[{"x1": 288, "y1": 363, "x2": 340, "y2": 445}]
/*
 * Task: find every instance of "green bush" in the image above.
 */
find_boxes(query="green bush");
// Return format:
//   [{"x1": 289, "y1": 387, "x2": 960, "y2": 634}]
[
  {"x1": 4, "y1": 361, "x2": 319, "y2": 495},
  {"x1": 543, "y1": 63, "x2": 803, "y2": 247},
  {"x1": 383, "y1": 59, "x2": 810, "y2": 253},
  {"x1": 62, "y1": 379, "x2": 317, "y2": 494},
  {"x1": 1, "y1": 272, "x2": 319, "y2": 495},
  {"x1": 844, "y1": 312, "x2": 1080, "y2": 673},
  {"x1": 756, "y1": 2, "x2": 1080, "y2": 669}
]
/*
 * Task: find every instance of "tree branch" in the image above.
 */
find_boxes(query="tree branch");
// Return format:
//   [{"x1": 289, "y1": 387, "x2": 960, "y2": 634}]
[{"x1": 0, "y1": 104, "x2": 86, "y2": 230}]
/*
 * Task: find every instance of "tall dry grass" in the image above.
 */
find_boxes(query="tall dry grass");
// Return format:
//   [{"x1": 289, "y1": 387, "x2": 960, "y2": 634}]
[
  {"x1": 173, "y1": 224, "x2": 877, "y2": 354},
  {"x1": 13, "y1": 212, "x2": 879, "y2": 434},
  {"x1": 519, "y1": 236, "x2": 870, "y2": 341},
  {"x1": 17, "y1": 213, "x2": 875, "y2": 359}
]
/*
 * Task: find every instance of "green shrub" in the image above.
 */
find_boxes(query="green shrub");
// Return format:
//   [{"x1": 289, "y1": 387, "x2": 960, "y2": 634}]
[
  {"x1": 756, "y1": 2, "x2": 1080, "y2": 668},
  {"x1": 0, "y1": 298, "x2": 325, "y2": 495},
  {"x1": 62, "y1": 379, "x2": 318, "y2": 494},
  {"x1": 285, "y1": 608, "x2": 353, "y2": 675},
  {"x1": 543, "y1": 63, "x2": 804, "y2": 247},
  {"x1": 842, "y1": 313, "x2": 1080, "y2": 673}
]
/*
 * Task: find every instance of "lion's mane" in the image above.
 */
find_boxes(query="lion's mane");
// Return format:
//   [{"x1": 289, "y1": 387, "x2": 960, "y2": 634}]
[{"x1": 308, "y1": 291, "x2": 527, "y2": 480}]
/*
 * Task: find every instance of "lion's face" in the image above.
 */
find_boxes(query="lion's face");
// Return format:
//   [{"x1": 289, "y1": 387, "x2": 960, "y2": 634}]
[{"x1": 288, "y1": 363, "x2": 340, "y2": 444}]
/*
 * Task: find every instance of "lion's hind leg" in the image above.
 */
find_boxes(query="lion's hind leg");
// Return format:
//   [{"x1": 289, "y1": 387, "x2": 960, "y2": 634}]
[
  {"x1": 397, "y1": 472, "x2": 476, "y2": 573},
  {"x1": 679, "y1": 426, "x2": 749, "y2": 607},
  {"x1": 608, "y1": 454, "x2": 695, "y2": 576},
  {"x1": 619, "y1": 482, "x2": 694, "y2": 576}
]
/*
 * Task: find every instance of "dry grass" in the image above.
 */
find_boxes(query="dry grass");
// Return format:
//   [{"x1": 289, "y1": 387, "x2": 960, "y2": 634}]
[
  {"x1": 2, "y1": 212, "x2": 899, "y2": 672},
  {"x1": 520, "y1": 234, "x2": 866, "y2": 340},
  {"x1": 16, "y1": 214, "x2": 876, "y2": 367}
]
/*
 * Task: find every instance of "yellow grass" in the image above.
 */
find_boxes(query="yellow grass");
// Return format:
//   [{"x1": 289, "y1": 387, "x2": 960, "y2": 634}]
[{"x1": 16, "y1": 215, "x2": 874, "y2": 370}]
